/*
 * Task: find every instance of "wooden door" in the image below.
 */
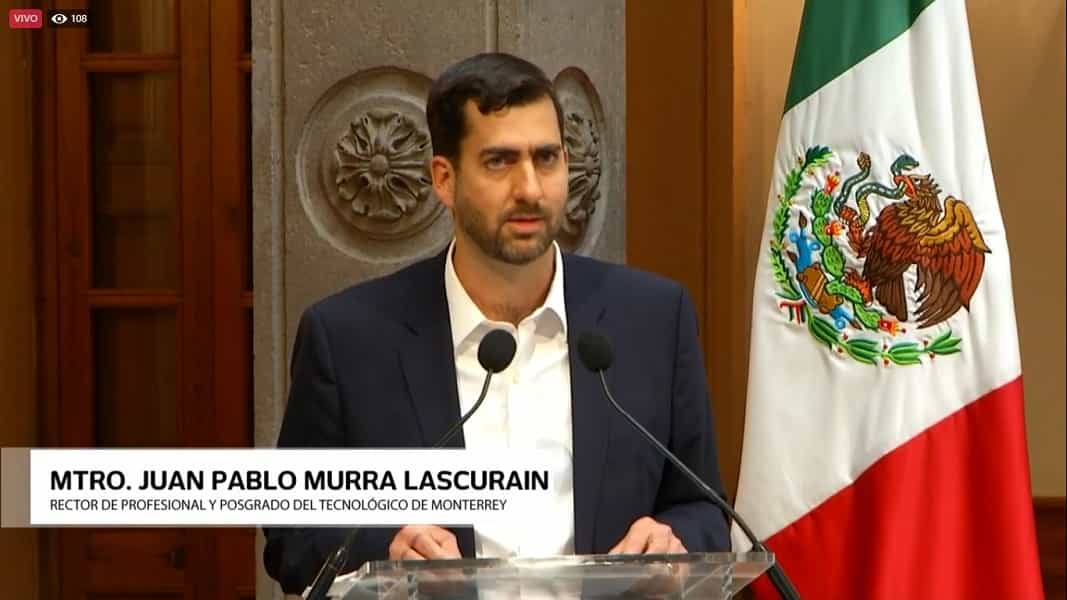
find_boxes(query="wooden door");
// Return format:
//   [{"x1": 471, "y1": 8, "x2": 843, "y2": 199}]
[{"x1": 41, "y1": 0, "x2": 255, "y2": 597}]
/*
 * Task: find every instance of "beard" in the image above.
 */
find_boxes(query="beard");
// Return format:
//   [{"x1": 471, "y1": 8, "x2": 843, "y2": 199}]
[{"x1": 453, "y1": 188, "x2": 562, "y2": 265}]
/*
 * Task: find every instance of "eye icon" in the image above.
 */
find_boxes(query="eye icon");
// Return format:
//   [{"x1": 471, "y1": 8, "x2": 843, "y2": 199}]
[{"x1": 50, "y1": 12, "x2": 68, "y2": 25}]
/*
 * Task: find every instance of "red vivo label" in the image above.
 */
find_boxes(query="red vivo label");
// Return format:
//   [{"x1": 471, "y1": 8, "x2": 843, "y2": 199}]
[{"x1": 9, "y1": 8, "x2": 43, "y2": 28}]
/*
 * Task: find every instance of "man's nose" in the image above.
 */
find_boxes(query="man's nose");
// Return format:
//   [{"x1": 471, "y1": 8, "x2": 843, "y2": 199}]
[{"x1": 511, "y1": 159, "x2": 545, "y2": 203}]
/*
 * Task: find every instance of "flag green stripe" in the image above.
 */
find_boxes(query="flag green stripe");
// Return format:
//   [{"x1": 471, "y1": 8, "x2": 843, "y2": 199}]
[{"x1": 784, "y1": 0, "x2": 937, "y2": 113}]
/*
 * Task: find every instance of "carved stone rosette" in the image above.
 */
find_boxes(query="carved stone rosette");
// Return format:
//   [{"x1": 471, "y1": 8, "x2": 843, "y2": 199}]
[
  {"x1": 562, "y1": 112, "x2": 602, "y2": 238},
  {"x1": 334, "y1": 110, "x2": 431, "y2": 222},
  {"x1": 296, "y1": 68, "x2": 450, "y2": 262},
  {"x1": 554, "y1": 68, "x2": 608, "y2": 253}
]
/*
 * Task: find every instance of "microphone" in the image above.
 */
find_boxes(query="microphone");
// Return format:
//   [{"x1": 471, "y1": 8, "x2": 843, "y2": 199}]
[
  {"x1": 435, "y1": 328, "x2": 517, "y2": 448},
  {"x1": 305, "y1": 329, "x2": 517, "y2": 600},
  {"x1": 575, "y1": 331, "x2": 801, "y2": 600}
]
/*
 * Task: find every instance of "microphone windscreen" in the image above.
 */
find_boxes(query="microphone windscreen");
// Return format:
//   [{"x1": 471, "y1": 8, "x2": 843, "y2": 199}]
[
  {"x1": 576, "y1": 331, "x2": 614, "y2": 372},
  {"x1": 477, "y1": 329, "x2": 517, "y2": 373}
]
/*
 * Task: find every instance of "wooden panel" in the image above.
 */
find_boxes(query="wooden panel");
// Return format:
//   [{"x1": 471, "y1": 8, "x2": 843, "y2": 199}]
[
  {"x1": 1036, "y1": 497, "x2": 1066, "y2": 600},
  {"x1": 243, "y1": 72, "x2": 253, "y2": 290},
  {"x1": 36, "y1": 9, "x2": 63, "y2": 599},
  {"x1": 704, "y1": 0, "x2": 747, "y2": 498},
  {"x1": 211, "y1": 0, "x2": 253, "y2": 449},
  {"x1": 210, "y1": 2, "x2": 257, "y2": 595},
  {"x1": 0, "y1": 12, "x2": 40, "y2": 600},
  {"x1": 90, "y1": 72, "x2": 180, "y2": 289},
  {"x1": 179, "y1": 0, "x2": 215, "y2": 447},
  {"x1": 93, "y1": 309, "x2": 179, "y2": 446},
  {"x1": 85, "y1": 530, "x2": 186, "y2": 592},
  {"x1": 0, "y1": 0, "x2": 38, "y2": 447},
  {"x1": 88, "y1": 595, "x2": 182, "y2": 600},
  {"x1": 216, "y1": 529, "x2": 256, "y2": 600},
  {"x1": 89, "y1": 0, "x2": 178, "y2": 54},
  {"x1": 89, "y1": 290, "x2": 182, "y2": 308},
  {"x1": 86, "y1": 593, "x2": 181, "y2": 597},
  {"x1": 178, "y1": 1, "x2": 219, "y2": 597},
  {"x1": 627, "y1": 1, "x2": 746, "y2": 496},
  {"x1": 83, "y1": 56, "x2": 181, "y2": 73},
  {"x1": 626, "y1": 1, "x2": 707, "y2": 313},
  {"x1": 211, "y1": 2, "x2": 257, "y2": 589},
  {"x1": 55, "y1": 0, "x2": 95, "y2": 452}
]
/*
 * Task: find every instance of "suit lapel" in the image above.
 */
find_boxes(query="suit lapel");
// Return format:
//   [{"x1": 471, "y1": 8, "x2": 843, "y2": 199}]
[
  {"x1": 397, "y1": 251, "x2": 465, "y2": 449},
  {"x1": 396, "y1": 251, "x2": 476, "y2": 557},
  {"x1": 563, "y1": 254, "x2": 610, "y2": 554}
]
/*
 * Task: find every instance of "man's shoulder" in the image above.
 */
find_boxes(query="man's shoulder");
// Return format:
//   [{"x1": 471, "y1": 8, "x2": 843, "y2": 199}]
[
  {"x1": 563, "y1": 253, "x2": 686, "y2": 303},
  {"x1": 304, "y1": 251, "x2": 444, "y2": 326}
]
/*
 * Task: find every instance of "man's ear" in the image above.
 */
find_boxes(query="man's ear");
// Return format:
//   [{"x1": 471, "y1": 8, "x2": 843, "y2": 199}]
[{"x1": 430, "y1": 155, "x2": 456, "y2": 209}]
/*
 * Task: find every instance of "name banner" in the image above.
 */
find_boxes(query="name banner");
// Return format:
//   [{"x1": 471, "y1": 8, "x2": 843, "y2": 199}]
[{"x1": 21, "y1": 448, "x2": 561, "y2": 526}]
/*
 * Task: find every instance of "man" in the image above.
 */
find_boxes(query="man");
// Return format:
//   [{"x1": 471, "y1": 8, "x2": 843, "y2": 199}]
[{"x1": 264, "y1": 53, "x2": 730, "y2": 594}]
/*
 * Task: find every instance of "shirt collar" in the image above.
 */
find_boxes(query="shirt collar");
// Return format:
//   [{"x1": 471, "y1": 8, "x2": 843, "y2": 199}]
[{"x1": 444, "y1": 240, "x2": 568, "y2": 350}]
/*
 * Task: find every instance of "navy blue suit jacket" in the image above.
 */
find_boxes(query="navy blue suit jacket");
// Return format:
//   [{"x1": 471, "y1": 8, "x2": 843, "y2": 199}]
[{"x1": 263, "y1": 250, "x2": 730, "y2": 594}]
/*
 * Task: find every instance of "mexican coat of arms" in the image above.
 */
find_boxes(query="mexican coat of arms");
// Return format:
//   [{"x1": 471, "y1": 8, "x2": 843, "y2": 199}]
[{"x1": 770, "y1": 146, "x2": 990, "y2": 365}]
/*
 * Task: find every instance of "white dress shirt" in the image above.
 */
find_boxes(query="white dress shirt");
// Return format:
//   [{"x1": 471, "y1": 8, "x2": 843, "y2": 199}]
[{"x1": 444, "y1": 240, "x2": 576, "y2": 559}]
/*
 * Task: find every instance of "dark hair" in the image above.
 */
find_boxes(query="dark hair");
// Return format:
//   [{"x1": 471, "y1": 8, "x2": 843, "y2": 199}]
[{"x1": 426, "y1": 53, "x2": 564, "y2": 166}]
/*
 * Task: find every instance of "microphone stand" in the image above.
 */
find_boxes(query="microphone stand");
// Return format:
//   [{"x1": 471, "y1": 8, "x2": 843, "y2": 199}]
[
  {"x1": 304, "y1": 371, "x2": 496, "y2": 600},
  {"x1": 594, "y1": 371, "x2": 802, "y2": 600}
]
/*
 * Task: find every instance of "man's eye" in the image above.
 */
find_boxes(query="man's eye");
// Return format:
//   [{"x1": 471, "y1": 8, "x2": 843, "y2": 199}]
[
  {"x1": 536, "y1": 152, "x2": 559, "y2": 167},
  {"x1": 485, "y1": 157, "x2": 507, "y2": 169}
]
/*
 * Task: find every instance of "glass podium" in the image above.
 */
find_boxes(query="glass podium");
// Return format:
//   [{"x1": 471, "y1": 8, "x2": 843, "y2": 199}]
[{"x1": 324, "y1": 552, "x2": 773, "y2": 599}]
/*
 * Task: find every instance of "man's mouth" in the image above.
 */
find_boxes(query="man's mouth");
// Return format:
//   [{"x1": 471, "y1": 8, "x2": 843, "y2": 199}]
[
  {"x1": 505, "y1": 210, "x2": 545, "y2": 222},
  {"x1": 505, "y1": 215, "x2": 545, "y2": 233}
]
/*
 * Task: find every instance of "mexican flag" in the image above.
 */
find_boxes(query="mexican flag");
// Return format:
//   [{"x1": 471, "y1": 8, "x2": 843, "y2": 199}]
[{"x1": 733, "y1": 0, "x2": 1044, "y2": 598}]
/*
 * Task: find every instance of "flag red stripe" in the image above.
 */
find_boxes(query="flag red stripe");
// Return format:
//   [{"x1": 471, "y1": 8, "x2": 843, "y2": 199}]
[{"x1": 753, "y1": 376, "x2": 1044, "y2": 599}]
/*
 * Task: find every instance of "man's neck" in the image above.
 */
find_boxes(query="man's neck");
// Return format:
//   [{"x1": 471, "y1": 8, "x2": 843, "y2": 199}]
[{"x1": 452, "y1": 238, "x2": 555, "y2": 326}]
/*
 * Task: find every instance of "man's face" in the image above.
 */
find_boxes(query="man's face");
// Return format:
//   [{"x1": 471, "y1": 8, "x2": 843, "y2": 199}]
[{"x1": 436, "y1": 96, "x2": 568, "y2": 265}]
